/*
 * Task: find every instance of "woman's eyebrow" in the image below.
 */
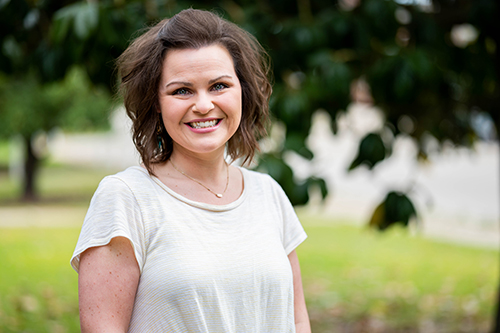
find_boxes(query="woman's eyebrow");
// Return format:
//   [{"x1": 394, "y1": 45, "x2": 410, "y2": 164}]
[
  {"x1": 165, "y1": 81, "x2": 193, "y2": 88},
  {"x1": 208, "y1": 75, "x2": 233, "y2": 85},
  {"x1": 165, "y1": 75, "x2": 233, "y2": 88}
]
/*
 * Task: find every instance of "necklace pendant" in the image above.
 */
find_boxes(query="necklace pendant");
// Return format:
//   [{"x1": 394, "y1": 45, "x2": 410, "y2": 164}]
[{"x1": 216, "y1": 193, "x2": 223, "y2": 198}]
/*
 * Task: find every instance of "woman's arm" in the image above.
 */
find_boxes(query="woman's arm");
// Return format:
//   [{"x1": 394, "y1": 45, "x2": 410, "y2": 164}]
[
  {"x1": 78, "y1": 236, "x2": 140, "y2": 333},
  {"x1": 288, "y1": 250, "x2": 311, "y2": 333}
]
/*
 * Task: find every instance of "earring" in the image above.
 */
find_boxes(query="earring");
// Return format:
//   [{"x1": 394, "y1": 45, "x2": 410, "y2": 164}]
[{"x1": 157, "y1": 123, "x2": 165, "y2": 153}]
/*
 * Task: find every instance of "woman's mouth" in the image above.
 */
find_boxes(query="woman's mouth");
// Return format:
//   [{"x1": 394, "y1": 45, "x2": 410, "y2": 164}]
[{"x1": 188, "y1": 119, "x2": 221, "y2": 129}]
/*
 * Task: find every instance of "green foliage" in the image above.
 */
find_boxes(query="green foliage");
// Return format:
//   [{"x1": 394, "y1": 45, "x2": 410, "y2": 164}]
[
  {"x1": 236, "y1": 0, "x2": 499, "y2": 214},
  {"x1": 55, "y1": 67, "x2": 112, "y2": 132},
  {"x1": 0, "y1": 0, "x2": 119, "y2": 199},
  {"x1": 53, "y1": 2, "x2": 99, "y2": 41},
  {"x1": 0, "y1": 140, "x2": 9, "y2": 168},
  {"x1": 49, "y1": 1, "x2": 152, "y2": 89},
  {"x1": 348, "y1": 132, "x2": 389, "y2": 170},
  {"x1": 0, "y1": 74, "x2": 56, "y2": 137},
  {"x1": 1, "y1": 0, "x2": 499, "y2": 208},
  {"x1": 258, "y1": 152, "x2": 328, "y2": 206},
  {"x1": 368, "y1": 191, "x2": 418, "y2": 231},
  {"x1": 0, "y1": 67, "x2": 112, "y2": 139},
  {"x1": 258, "y1": 153, "x2": 309, "y2": 205}
]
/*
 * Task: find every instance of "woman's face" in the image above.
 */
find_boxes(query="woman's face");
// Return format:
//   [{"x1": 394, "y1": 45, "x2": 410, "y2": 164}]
[{"x1": 158, "y1": 44, "x2": 242, "y2": 159}]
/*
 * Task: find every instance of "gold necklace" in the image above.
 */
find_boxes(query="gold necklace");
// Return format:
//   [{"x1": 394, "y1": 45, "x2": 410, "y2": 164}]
[{"x1": 170, "y1": 160, "x2": 229, "y2": 198}]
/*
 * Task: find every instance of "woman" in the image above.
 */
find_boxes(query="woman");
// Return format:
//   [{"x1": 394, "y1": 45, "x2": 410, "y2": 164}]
[{"x1": 71, "y1": 8, "x2": 310, "y2": 333}]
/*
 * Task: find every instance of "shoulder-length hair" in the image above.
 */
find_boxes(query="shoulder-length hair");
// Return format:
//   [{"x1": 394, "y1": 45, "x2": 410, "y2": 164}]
[{"x1": 117, "y1": 8, "x2": 272, "y2": 175}]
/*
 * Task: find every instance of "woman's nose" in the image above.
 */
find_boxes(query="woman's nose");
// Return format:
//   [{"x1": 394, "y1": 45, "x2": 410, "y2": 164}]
[{"x1": 192, "y1": 93, "x2": 214, "y2": 114}]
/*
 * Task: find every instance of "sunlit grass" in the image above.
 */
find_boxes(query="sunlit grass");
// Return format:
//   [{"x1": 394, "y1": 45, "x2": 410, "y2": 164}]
[
  {"x1": 0, "y1": 228, "x2": 80, "y2": 333},
  {"x1": 1, "y1": 218, "x2": 496, "y2": 332},
  {"x1": 298, "y1": 215, "x2": 497, "y2": 332}
]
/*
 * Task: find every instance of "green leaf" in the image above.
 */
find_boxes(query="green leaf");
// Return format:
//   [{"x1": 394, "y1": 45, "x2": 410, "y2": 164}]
[
  {"x1": 284, "y1": 132, "x2": 314, "y2": 160},
  {"x1": 368, "y1": 191, "x2": 418, "y2": 231},
  {"x1": 307, "y1": 177, "x2": 328, "y2": 199},
  {"x1": 73, "y1": 2, "x2": 99, "y2": 39},
  {"x1": 54, "y1": 2, "x2": 99, "y2": 40},
  {"x1": 368, "y1": 202, "x2": 385, "y2": 230},
  {"x1": 291, "y1": 182, "x2": 309, "y2": 206},
  {"x1": 51, "y1": 11, "x2": 72, "y2": 43},
  {"x1": 257, "y1": 154, "x2": 309, "y2": 206},
  {"x1": 393, "y1": 61, "x2": 414, "y2": 100},
  {"x1": 348, "y1": 133, "x2": 387, "y2": 171}
]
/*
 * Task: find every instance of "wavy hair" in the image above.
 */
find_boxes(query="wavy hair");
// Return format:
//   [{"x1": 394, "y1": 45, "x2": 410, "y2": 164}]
[{"x1": 116, "y1": 8, "x2": 272, "y2": 175}]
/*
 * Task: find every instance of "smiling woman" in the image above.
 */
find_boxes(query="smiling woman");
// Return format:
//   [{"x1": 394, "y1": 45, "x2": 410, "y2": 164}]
[{"x1": 70, "y1": 8, "x2": 311, "y2": 333}]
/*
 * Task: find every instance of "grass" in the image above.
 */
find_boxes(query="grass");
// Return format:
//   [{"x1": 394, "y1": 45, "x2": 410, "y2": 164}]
[
  {"x1": 0, "y1": 228, "x2": 80, "y2": 333},
  {"x1": 298, "y1": 216, "x2": 498, "y2": 332},
  {"x1": 0, "y1": 163, "x2": 498, "y2": 332}
]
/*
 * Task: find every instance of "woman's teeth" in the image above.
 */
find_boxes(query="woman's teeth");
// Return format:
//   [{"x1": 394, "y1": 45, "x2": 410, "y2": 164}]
[{"x1": 190, "y1": 120, "x2": 218, "y2": 129}]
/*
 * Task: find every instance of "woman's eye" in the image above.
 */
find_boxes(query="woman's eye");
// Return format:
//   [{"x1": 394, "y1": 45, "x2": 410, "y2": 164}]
[
  {"x1": 212, "y1": 83, "x2": 228, "y2": 91},
  {"x1": 173, "y1": 88, "x2": 190, "y2": 95}
]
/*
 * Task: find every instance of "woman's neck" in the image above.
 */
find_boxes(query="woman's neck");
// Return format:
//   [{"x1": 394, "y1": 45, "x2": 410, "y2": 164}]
[{"x1": 167, "y1": 149, "x2": 228, "y2": 184}]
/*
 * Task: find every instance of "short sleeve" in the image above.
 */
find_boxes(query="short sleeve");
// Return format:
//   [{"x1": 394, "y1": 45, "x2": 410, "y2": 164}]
[
  {"x1": 70, "y1": 176, "x2": 145, "y2": 273},
  {"x1": 268, "y1": 176, "x2": 307, "y2": 255}
]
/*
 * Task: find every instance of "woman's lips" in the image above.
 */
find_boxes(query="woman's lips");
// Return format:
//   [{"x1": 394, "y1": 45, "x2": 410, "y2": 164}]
[
  {"x1": 185, "y1": 118, "x2": 222, "y2": 133},
  {"x1": 188, "y1": 119, "x2": 220, "y2": 129}
]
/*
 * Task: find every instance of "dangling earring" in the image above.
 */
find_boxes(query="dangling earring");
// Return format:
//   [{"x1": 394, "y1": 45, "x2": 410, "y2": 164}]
[{"x1": 157, "y1": 123, "x2": 165, "y2": 153}]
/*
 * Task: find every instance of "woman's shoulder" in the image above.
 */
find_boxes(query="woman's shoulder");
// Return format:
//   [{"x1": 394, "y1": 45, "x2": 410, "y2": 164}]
[
  {"x1": 113, "y1": 165, "x2": 150, "y2": 181},
  {"x1": 239, "y1": 167, "x2": 295, "y2": 212},
  {"x1": 239, "y1": 166, "x2": 273, "y2": 182},
  {"x1": 239, "y1": 167, "x2": 283, "y2": 192},
  {"x1": 97, "y1": 166, "x2": 153, "y2": 193}
]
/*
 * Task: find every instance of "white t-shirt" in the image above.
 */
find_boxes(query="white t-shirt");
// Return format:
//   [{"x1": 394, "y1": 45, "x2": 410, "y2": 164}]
[{"x1": 71, "y1": 166, "x2": 307, "y2": 332}]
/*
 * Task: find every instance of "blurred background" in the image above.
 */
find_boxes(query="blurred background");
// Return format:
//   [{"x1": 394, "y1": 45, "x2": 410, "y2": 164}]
[{"x1": 0, "y1": 0, "x2": 498, "y2": 332}]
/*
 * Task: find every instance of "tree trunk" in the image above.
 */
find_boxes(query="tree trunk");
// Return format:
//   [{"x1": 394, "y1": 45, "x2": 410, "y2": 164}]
[{"x1": 22, "y1": 134, "x2": 38, "y2": 201}]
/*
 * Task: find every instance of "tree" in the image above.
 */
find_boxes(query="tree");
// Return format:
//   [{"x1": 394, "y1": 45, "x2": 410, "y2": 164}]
[{"x1": 0, "y1": 0, "x2": 127, "y2": 200}]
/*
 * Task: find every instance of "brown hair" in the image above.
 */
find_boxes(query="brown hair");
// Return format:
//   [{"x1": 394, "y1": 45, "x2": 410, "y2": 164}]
[{"x1": 117, "y1": 8, "x2": 272, "y2": 175}]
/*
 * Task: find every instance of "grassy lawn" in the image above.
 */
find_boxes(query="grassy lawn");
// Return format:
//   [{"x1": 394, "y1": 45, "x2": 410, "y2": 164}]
[
  {"x1": 0, "y1": 228, "x2": 80, "y2": 333},
  {"x1": 0, "y1": 163, "x2": 498, "y2": 332},
  {"x1": 298, "y1": 215, "x2": 497, "y2": 332}
]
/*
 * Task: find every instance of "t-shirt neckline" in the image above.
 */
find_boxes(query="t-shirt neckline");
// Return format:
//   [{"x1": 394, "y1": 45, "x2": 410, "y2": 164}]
[{"x1": 131, "y1": 165, "x2": 248, "y2": 212}]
